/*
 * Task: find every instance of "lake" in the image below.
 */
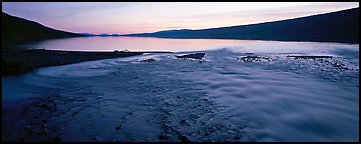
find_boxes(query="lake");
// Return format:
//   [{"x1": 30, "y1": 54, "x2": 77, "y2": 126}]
[
  {"x1": 3, "y1": 36, "x2": 359, "y2": 142},
  {"x1": 18, "y1": 36, "x2": 358, "y2": 53}
]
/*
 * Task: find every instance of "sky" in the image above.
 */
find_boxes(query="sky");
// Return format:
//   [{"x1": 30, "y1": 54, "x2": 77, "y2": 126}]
[{"x1": 2, "y1": 2, "x2": 359, "y2": 34}]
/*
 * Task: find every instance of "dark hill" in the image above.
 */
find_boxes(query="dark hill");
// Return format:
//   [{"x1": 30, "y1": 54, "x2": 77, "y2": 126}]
[
  {"x1": 2, "y1": 12, "x2": 84, "y2": 46},
  {"x1": 125, "y1": 7, "x2": 359, "y2": 43}
]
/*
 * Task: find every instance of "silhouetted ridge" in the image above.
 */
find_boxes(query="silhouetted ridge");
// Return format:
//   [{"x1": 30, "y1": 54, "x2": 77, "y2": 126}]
[
  {"x1": 125, "y1": 7, "x2": 359, "y2": 43},
  {"x1": 2, "y1": 12, "x2": 84, "y2": 46}
]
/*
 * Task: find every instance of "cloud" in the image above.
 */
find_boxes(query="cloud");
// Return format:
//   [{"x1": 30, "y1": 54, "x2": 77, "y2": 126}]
[{"x1": 2, "y1": 2, "x2": 137, "y2": 20}]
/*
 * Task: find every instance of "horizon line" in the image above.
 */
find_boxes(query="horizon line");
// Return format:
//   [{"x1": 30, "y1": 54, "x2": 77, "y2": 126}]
[{"x1": 2, "y1": 6, "x2": 359, "y2": 35}]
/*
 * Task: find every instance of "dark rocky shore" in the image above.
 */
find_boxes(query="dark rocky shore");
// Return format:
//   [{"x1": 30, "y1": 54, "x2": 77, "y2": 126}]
[{"x1": 2, "y1": 48, "x2": 170, "y2": 76}]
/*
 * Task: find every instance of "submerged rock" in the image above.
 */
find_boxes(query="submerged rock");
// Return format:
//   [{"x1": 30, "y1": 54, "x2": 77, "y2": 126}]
[
  {"x1": 180, "y1": 120, "x2": 187, "y2": 124},
  {"x1": 141, "y1": 58, "x2": 156, "y2": 62},
  {"x1": 180, "y1": 136, "x2": 190, "y2": 142},
  {"x1": 159, "y1": 135, "x2": 170, "y2": 140},
  {"x1": 54, "y1": 136, "x2": 62, "y2": 142},
  {"x1": 287, "y1": 55, "x2": 333, "y2": 59},
  {"x1": 176, "y1": 53, "x2": 205, "y2": 59},
  {"x1": 115, "y1": 125, "x2": 122, "y2": 130},
  {"x1": 72, "y1": 112, "x2": 79, "y2": 117},
  {"x1": 37, "y1": 104, "x2": 51, "y2": 110},
  {"x1": 237, "y1": 55, "x2": 269, "y2": 62},
  {"x1": 93, "y1": 137, "x2": 100, "y2": 141}
]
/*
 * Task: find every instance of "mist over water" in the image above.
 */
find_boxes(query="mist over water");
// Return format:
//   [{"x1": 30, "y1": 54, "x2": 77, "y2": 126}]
[{"x1": 3, "y1": 37, "x2": 359, "y2": 142}]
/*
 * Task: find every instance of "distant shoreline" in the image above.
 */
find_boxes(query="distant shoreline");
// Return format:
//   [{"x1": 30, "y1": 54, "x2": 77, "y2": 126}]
[
  {"x1": 123, "y1": 7, "x2": 359, "y2": 44},
  {"x1": 119, "y1": 35, "x2": 360, "y2": 44},
  {"x1": 2, "y1": 48, "x2": 171, "y2": 76}
]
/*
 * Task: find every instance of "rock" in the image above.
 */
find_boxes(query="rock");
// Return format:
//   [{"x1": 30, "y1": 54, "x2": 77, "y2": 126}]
[
  {"x1": 41, "y1": 124, "x2": 48, "y2": 128},
  {"x1": 93, "y1": 137, "x2": 99, "y2": 141},
  {"x1": 72, "y1": 112, "x2": 79, "y2": 117},
  {"x1": 287, "y1": 55, "x2": 333, "y2": 59},
  {"x1": 54, "y1": 136, "x2": 62, "y2": 142},
  {"x1": 37, "y1": 104, "x2": 50, "y2": 110},
  {"x1": 159, "y1": 135, "x2": 170, "y2": 140},
  {"x1": 180, "y1": 135, "x2": 190, "y2": 142},
  {"x1": 30, "y1": 120, "x2": 36, "y2": 125},
  {"x1": 115, "y1": 125, "x2": 122, "y2": 130},
  {"x1": 176, "y1": 53, "x2": 205, "y2": 59},
  {"x1": 37, "y1": 130, "x2": 47, "y2": 136},
  {"x1": 180, "y1": 120, "x2": 187, "y2": 125},
  {"x1": 40, "y1": 119, "x2": 47, "y2": 123},
  {"x1": 233, "y1": 136, "x2": 242, "y2": 140},
  {"x1": 141, "y1": 58, "x2": 156, "y2": 62},
  {"x1": 237, "y1": 55, "x2": 268, "y2": 62}
]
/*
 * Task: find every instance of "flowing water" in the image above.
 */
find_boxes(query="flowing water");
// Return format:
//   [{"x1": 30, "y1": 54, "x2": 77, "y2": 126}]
[{"x1": 2, "y1": 37, "x2": 359, "y2": 142}]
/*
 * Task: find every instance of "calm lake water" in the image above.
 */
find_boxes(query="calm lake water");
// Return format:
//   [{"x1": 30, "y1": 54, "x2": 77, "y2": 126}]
[
  {"x1": 3, "y1": 36, "x2": 359, "y2": 142},
  {"x1": 19, "y1": 36, "x2": 358, "y2": 53}
]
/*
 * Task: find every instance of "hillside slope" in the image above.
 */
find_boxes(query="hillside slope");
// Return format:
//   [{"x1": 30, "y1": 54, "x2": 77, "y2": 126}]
[
  {"x1": 125, "y1": 8, "x2": 359, "y2": 43},
  {"x1": 2, "y1": 12, "x2": 84, "y2": 46}
]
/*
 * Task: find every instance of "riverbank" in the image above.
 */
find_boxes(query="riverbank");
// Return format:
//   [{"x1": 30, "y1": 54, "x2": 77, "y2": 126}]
[{"x1": 2, "y1": 48, "x2": 171, "y2": 76}]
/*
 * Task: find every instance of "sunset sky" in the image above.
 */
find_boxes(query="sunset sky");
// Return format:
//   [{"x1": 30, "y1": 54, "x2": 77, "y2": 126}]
[{"x1": 2, "y1": 2, "x2": 359, "y2": 34}]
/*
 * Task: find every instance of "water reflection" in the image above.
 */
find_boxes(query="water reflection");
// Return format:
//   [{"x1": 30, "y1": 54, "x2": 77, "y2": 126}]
[{"x1": 20, "y1": 36, "x2": 358, "y2": 53}]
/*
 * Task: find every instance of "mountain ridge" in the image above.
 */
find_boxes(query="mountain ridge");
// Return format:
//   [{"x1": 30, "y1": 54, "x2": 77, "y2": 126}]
[
  {"x1": 2, "y1": 12, "x2": 84, "y2": 46},
  {"x1": 124, "y1": 7, "x2": 359, "y2": 43}
]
